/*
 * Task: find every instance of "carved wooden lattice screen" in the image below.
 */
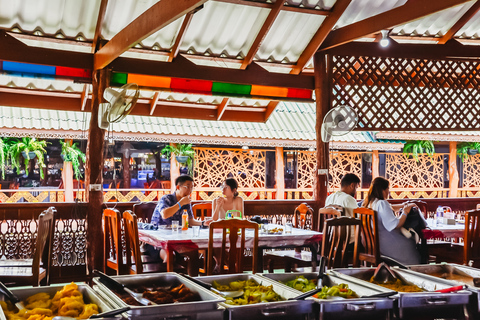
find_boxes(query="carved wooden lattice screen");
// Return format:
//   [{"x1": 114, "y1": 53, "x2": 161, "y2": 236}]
[
  {"x1": 385, "y1": 153, "x2": 445, "y2": 190},
  {"x1": 194, "y1": 148, "x2": 266, "y2": 189},
  {"x1": 463, "y1": 154, "x2": 480, "y2": 188},
  {"x1": 296, "y1": 151, "x2": 362, "y2": 189},
  {"x1": 332, "y1": 55, "x2": 480, "y2": 130}
]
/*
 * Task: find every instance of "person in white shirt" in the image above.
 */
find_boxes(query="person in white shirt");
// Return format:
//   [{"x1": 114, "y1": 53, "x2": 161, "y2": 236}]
[{"x1": 325, "y1": 173, "x2": 361, "y2": 217}]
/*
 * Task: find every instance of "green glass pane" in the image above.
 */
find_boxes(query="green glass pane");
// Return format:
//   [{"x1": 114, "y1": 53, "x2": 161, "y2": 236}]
[
  {"x1": 212, "y1": 82, "x2": 251, "y2": 95},
  {"x1": 111, "y1": 73, "x2": 127, "y2": 85}
]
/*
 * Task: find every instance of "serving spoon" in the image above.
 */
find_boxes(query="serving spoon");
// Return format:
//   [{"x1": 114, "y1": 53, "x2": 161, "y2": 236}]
[
  {"x1": 180, "y1": 273, "x2": 244, "y2": 298},
  {"x1": 51, "y1": 307, "x2": 131, "y2": 320},
  {"x1": 0, "y1": 281, "x2": 25, "y2": 311}
]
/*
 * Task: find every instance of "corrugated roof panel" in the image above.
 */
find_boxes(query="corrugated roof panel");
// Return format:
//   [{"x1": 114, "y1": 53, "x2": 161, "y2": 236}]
[
  {"x1": 456, "y1": 7, "x2": 480, "y2": 38},
  {"x1": 335, "y1": 0, "x2": 406, "y2": 28}
]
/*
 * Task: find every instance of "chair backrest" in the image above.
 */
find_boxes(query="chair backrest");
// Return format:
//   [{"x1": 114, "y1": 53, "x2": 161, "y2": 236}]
[
  {"x1": 123, "y1": 210, "x2": 143, "y2": 274},
  {"x1": 464, "y1": 209, "x2": 480, "y2": 267},
  {"x1": 192, "y1": 203, "x2": 212, "y2": 220},
  {"x1": 149, "y1": 180, "x2": 162, "y2": 189},
  {"x1": 409, "y1": 200, "x2": 428, "y2": 218},
  {"x1": 33, "y1": 207, "x2": 55, "y2": 285},
  {"x1": 161, "y1": 181, "x2": 171, "y2": 189},
  {"x1": 133, "y1": 202, "x2": 157, "y2": 223},
  {"x1": 207, "y1": 219, "x2": 258, "y2": 275},
  {"x1": 317, "y1": 206, "x2": 342, "y2": 231},
  {"x1": 294, "y1": 203, "x2": 313, "y2": 229},
  {"x1": 353, "y1": 207, "x2": 381, "y2": 266},
  {"x1": 321, "y1": 216, "x2": 361, "y2": 269},
  {"x1": 103, "y1": 208, "x2": 122, "y2": 274}
]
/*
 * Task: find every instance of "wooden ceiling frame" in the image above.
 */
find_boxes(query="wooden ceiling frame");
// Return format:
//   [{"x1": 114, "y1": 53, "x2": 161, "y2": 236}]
[
  {"x1": 290, "y1": 0, "x2": 352, "y2": 75},
  {"x1": 149, "y1": 92, "x2": 160, "y2": 115},
  {"x1": 212, "y1": 0, "x2": 330, "y2": 16},
  {"x1": 80, "y1": 84, "x2": 89, "y2": 111},
  {"x1": 320, "y1": 0, "x2": 471, "y2": 50},
  {"x1": 264, "y1": 101, "x2": 279, "y2": 121},
  {"x1": 92, "y1": 0, "x2": 109, "y2": 53},
  {"x1": 437, "y1": 1, "x2": 480, "y2": 44},
  {"x1": 241, "y1": 0, "x2": 284, "y2": 70},
  {"x1": 168, "y1": 13, "x2": 194, "y2": 62},
  {"x1": 94, "y1": 0, "x2": 207, "y2": 70},
  {"x1": 216, "y1": 98, "x2": 229, "y2": 120}
]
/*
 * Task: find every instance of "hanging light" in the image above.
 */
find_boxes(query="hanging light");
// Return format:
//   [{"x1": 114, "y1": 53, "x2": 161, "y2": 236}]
[
  {"x1": 379, "y1": 30, "x2": 390, "y2": 48},
  {"x1": 242, "y1": 145, "x2": 249, "y2": 150}
]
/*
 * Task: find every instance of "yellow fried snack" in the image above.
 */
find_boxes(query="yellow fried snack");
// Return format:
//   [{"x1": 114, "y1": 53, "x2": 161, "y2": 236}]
[{"x1": 1, "y1": 283, "x2": 99, "y2": 320}]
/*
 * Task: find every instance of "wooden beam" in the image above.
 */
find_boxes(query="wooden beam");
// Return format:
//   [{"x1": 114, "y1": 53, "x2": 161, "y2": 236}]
[
  {"x1": 149, "y1": 92, "x2": 160, "y2": 115},
  {"x1": 212, "y1": 0, "x2": 330, "y2": 16},
  {"x1": 80, "y1": 85, "x2": 89, "y2": 111},
  {"x1": 320, "y1": 0, "x2": 471, "y2": 50},
  {"x1": 438, "y1": 1, "x2": 480, "y2": 44},
  {"x1": 241, "y1": 0, "x2": 284, "y2": 70},
  {"x1": 290, "y1": 0, "x2": 352, "y2": 75},
  {"x1": 169, "y1": 13, "x2": 194, "y2": 62},
  {"x1": 264, "y1": 101, "x2": 279, "y2": 122},
  {"x1": 448, "y1": 141, "x2": 459, "y2": 198},
  {"x1": 275, "y1": 147, "x2": 285, "y2": 199},
  {"x1": 94, "y1": 0, "x2": 207, "y2": 70},
  {"x1": 216, "y1": 98, "x2": 229, "y2": 120},
  {"x1": 92, "y1": 0, "x2": 109, "y2": 53}
]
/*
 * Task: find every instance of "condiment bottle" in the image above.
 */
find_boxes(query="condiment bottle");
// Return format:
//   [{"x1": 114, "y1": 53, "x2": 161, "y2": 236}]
[{"x1": 182, "y1": 209, "x2": 189, "y2": 230}]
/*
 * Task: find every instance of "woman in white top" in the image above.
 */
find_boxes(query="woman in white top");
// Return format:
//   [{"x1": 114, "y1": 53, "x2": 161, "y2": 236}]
[
  {"x1": 362, "y1": 177, "x2": 420, "y2": 265},
  {"x1": 212, "y1": 178, "x2": 244, "y2": 220}
]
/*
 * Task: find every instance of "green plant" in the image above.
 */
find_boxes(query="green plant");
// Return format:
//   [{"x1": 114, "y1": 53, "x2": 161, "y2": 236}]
[
  {"x1": 457, "y1": 142, "x2": 480, "y2": 162},
  {"x1": 159, "y1": 144, "x2": 195, "y2": 174},
  {"x1": 402, "y1": 140, "x2": 435, "y2": 162},
  {"x1": 0, "y1": 138, "x2": 9, "y2": 179},
  {"x1": 8, "y1": 137, "x2": 49, "y2": 179},
  {"x1": 60, "y1": 141, "x2": 86, "y2": 180}
]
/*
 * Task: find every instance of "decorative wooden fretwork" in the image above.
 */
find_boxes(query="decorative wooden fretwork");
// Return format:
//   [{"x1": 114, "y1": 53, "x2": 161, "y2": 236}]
[
  {"x1": 297, "y1": 151, "x2": 316, "y2": 189},
  {"x1": 463, "y1": 155, "x2": 480, "y2": 188},
  {"x1": 332, "y1": 55, "x2": 480, "y2": 130},
  {"x1": 385, "y1": 153, "x2": 445, "y2": 189},
  {"x1": 0, "y1": 190, "x2": 59, "y2": 203},
  {"x1": 329, "y1": 152, "x2": 363, "y2": 189},
  {"x1": 194, "y1": 148, "x2": 266, "y2": 189}
]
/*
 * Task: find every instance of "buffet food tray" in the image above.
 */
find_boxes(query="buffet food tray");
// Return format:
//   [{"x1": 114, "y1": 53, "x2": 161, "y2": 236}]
[
  {"x1": 331, "y1": 267, "x2": 471, "y2": 319},
  {"x1": 0, "y1": 283, "x2": 113, "y2": 320},
  {"x1": 93, "y1": 272, "x2": 225, "y2": 319},
  {"x1": 258, "y1": 272, "x2": 393, "y2": 320},
  {"x1": 198, "y1": 273, "x2": 314, "y2": 320}
]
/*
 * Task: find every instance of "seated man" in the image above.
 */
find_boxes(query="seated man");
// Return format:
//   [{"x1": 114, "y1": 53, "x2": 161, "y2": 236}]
[{"x1": 325, "y1": 173, "x2": 360, "y2": 218}]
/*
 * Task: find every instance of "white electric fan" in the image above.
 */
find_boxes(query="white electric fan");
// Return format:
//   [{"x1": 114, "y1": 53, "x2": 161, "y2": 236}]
[
  {"x1": 98, "y1": 83, "x2": 139, "y2": 129},
  {"x1": 321, "y1": 105, "x2": 358, "y2": 142}
]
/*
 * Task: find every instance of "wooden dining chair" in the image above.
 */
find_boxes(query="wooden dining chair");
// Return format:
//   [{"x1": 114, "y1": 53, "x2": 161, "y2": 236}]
[
  {"x1": 192, "y1": 202, "x2": 212, "y2": 220},
  {"x1": 464, "y1": 209, "x2": 480, "y2": 268},
  {"x1": 0, "y1": 207, "x2": 55, "y2": 286},
  {"x1": 353, "y1": 207, "x2": 381, "y2": 267},
  {"x1": 133, "y1": 202, "x2": 157, "y2": 223},
  {"x1": 103, "y1": 208, "x2": 124, "y2": 275},
  {"x1": 317, "y1": 206, "x2": 343, "y2": 231},
  {"x1": 207, "y1": 219, "x2": 258, "y2": 275},
  {"x1": 321, "y1": 216, "x2": 361, "y2": 269}
]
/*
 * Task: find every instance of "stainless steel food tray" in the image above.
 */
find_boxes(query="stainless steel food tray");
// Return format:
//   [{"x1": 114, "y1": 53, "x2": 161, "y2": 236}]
[
  {"x1": 258, "y1": 272, "x2": 394, "y2": 320},
  {"x1": 198, "y1": 273, "x2": 314, "y2": 320},
  {"x1": 0, "y1": 283, "x2": 113, "y2": 320},
  {"x1": 331, "y1": 267, "x2": 471, "y2": 319},
  {"x1": 93, "y1": 272, "x2": 225, "y2": 319}
]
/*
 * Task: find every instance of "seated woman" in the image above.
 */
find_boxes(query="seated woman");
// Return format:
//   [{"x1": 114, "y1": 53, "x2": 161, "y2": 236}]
[
  {"x1": 362, "y1": 177, "x2": 421, "y2": 265},
  {"x1": 212, "y1": 178, "x2": 244, "y2": 220}
]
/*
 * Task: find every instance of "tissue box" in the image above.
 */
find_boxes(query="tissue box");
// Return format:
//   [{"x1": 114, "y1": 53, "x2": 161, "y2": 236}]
[{"x1": 443, "y1": 218, "x2": 456, "y2": 225}]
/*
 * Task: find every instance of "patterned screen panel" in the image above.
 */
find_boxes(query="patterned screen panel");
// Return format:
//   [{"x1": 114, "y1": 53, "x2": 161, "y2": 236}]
[
  {"x1": 332, "y1": 56, "x2": 480, "y2": 130},
  {"x1": 463, "y1": 154, "x2": 480, "y2": 188},
  {"x1": 194, "y1": 148, "x2": 266, "y2": 188},
  {"x1": 385, "y1": 153, "x2": 444, "y2": 188}
]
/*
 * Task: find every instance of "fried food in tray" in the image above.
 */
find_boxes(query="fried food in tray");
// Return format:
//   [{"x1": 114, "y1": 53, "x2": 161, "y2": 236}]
[
  {"x1": 0, "y1": 283, "x2": 99, "y2": 320},
  {"x1": 114, "y1": 283, "x2": 199, "y2": 306}
]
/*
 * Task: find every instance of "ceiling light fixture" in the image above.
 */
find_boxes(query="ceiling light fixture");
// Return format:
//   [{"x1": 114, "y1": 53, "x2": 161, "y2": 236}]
[
  {"x1": 242, "y1": 145, "x2": 249, "y2": 150},
  {"x1": 379, "y1": 30, "x2": 390, "y2": 48}
]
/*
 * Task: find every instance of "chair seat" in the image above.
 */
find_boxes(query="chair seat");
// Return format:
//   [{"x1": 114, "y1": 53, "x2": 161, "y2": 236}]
[
  {"x1": 265, "y1": 250, "x2": 312, "y2": 261},
  {"x1": 0, "y1": 259, "x2": 34, "y2": 267},
  {"x1": 0, "y1": 267, "x2": 46, "y2": 277}
]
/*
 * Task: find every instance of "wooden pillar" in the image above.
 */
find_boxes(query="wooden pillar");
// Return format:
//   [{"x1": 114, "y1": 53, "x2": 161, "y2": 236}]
[
  {"x1": 313, "y1": 52, "x2": 331, "y2": 230},
  {"x1": 372, "y1": 150, "x2": 380, "y2": 179},
  {"x1": 85, "y1": 68, "x2": 108, "y2": 274},
  {"x1": 122, "y1": 154, "x2": 131, "y2": 189},
  {"x1": 62, "y1": 139, "x2": 75, "y2": 202},
  {"x1": 275, "y1": 147, "x2": 285, "y2": 199},
  {"x1": 449, "y1": 141, "x2": 459, "y2": 198},
  {"x1": 170, "y1": 143, "x2": 180, "y2": 193}
]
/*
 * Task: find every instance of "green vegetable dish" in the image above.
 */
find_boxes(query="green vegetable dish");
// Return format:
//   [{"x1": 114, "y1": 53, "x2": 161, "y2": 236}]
[
  {"x1": 283, "y1": 276, "x2": 358, "y2": 299},
  {"x1": 212, "y1": 279, "x2": 284, "y2": 305}
]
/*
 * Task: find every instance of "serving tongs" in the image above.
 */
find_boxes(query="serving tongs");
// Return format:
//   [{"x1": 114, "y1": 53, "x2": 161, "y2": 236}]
[
  {"x1": 52, "y1": 307, "x2": 131, "y2": 320},
  {"x1": 180, "y1": 273, "x2": 243, "y2": 298},
  {"x1": 373, "y1": 262, "x2": 398, "y2": 284},
  {"x1": 0, "y1": 281, "x2": 25, "y2": 311},
  {"x1": 291, "y1": 256, "x2": 326, "y2": 300},
  {"x1": 93, "y1": 270, "x2": 155, "y2": 306}
]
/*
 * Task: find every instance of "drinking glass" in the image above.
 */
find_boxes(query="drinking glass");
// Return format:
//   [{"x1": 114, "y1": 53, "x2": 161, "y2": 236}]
[
  {"x1": 172, "y1": 220, "x2": 179, "y2": 232},
  {"x1": 192, "y1": 225, "x2": 200, "y2": 237},
  {"x1": 285, "y1": 222, "x2": 293, "y2": 234}
]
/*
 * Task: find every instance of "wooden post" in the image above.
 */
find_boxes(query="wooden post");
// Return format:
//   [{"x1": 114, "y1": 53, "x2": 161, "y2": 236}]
[
  {"x1": 170, "y1": 143, "x2": 180, "y2": 193},
  {"x1": 313, "y1": 52, "x2": 331, "y2": 230},
  {"x1": 449, "y1": 141, "x2": 459, "y2": 198},
  {"x1": 122, "y1": 153, "x2": 131, "y2": 189},
  {"x1": 275, "y1": 147, "x2": 285, "y2": 199},
  {"x1": 85, "y1": 68, "x2": 108, "y2": 274},
  {"x1": 63, "y1": 139, "x2": 74, "y2": 202},
  {"x1": 372, "y1": 150, "x2": 380, "y2": 179}
]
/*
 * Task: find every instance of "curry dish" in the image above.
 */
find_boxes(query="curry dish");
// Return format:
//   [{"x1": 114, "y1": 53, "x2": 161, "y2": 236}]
[
  {"x1": 114, "y1": 283, "x2": 198, "y2": 306},
  {"x1": 370, "y1": 277, "x2": 423, "y2": 292}
]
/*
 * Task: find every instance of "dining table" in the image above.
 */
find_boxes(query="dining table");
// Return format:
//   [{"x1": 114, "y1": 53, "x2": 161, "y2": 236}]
[
  {"x1": 138, "y1": 223, "x2": 323, "y2": 274},
  {"x1": 422, "y1": 221, "x2": 465, "y2": 240}
]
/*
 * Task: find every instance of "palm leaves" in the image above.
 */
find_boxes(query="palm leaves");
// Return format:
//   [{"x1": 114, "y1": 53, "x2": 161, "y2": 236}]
[
  {"x1": 60, "y1": 141, "x2": 86, "y2": 180},
  {"x1": 457, "y1": 142, "x2": 480, "y2": 162},
  {"x1": 402, "y1": 140, "x2": 435, "y2": 162},
  {"x1": 8, "y1": 137, "x2": 49, "y2": 179}
]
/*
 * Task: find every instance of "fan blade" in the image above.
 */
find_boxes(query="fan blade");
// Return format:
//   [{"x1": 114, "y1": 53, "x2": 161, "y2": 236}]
[
  {"x1": 321, "y1": 123, "x2": 332, "y2": 143},
  {"x1": 98, "y1": 103, "x2": 110, "y2": 129},
  {"x1": 103, "y1": 88, "x2": 121, "y2": 103}
]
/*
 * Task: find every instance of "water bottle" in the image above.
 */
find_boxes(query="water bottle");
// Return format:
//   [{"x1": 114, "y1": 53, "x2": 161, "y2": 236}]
[{"x1": 436, "y1": 206, "x2": 443, "y2": 225}]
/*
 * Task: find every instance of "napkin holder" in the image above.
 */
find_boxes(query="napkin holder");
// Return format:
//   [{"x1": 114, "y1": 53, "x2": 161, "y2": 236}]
[{"x1": 443, "y1": 218, "x2": 456, "y2": 225}]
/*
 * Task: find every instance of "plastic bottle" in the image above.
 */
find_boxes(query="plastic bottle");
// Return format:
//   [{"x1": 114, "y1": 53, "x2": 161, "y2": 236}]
[
  {"x1": 436, "y1": 206, "x2": 443, "y2": 225},
  {"x1": 182, "y1": 209, "x2": 189, "y2": 230}
]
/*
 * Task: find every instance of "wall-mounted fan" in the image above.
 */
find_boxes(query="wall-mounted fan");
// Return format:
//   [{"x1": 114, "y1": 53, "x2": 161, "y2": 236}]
[
  {"x1": 98, "y1": 83, "x2": 139, "y2": 129},
  {"x1": 321, "y1": 105, "x2": 358, "y2": 142}
]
